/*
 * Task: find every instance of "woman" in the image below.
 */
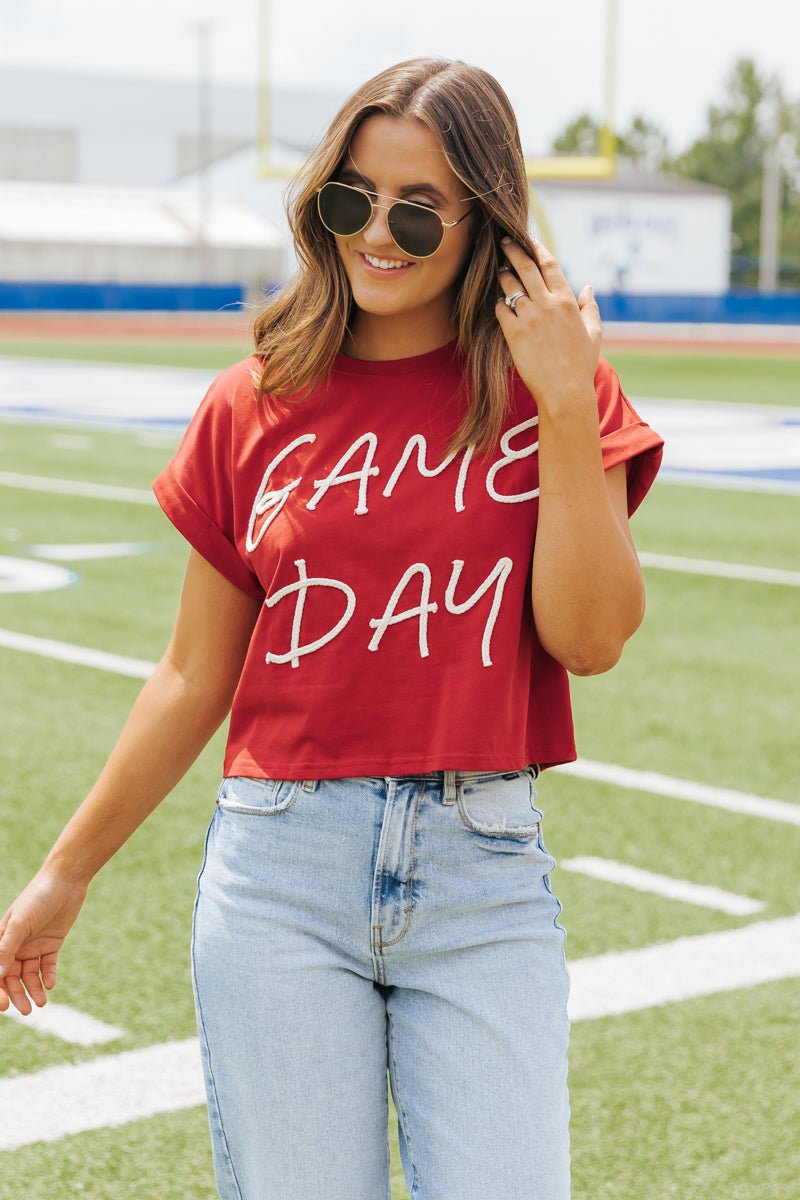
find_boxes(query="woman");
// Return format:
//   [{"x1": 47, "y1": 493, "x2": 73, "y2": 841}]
[{"x1": 0, "y1": 58, "x2": 663, "y2": 1199}]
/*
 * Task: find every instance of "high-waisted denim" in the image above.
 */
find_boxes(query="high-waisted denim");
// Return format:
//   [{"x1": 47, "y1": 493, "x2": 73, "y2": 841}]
[{"x1": 190, "y1": 766, "x2": 571, "y2": 1199}]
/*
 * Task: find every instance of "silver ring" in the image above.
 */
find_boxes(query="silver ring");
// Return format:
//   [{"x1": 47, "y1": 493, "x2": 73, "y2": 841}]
[{"x1": 504, "y1": 290, "x2": 526, "y2": 311}]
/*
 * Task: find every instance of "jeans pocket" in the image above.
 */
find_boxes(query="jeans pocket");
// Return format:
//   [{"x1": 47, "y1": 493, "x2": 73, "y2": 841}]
[
  {"x1": 216, "y1": 775, "x2": 301, "y2": 815},
  {"x1": 456, "y1": 767, "x2": 543, "y2": 839}
]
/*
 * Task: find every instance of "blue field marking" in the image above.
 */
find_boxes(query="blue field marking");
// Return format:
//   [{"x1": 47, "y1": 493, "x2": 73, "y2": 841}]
[
  {"x1": 657, "y1": 467, "x2": 800, "y2": 495},
  {"x1": 668, "y1": 465, "x2": 800, "y2": 481},
  {"x1": 1, "y1": 359, "x2": 799, "y2": 494},
  {"x1": 0, "y1": 407, "x2": 188, "y2": 430},
  {"x1": 633, "y1": 398, "x2": 800, "y2": 493}
]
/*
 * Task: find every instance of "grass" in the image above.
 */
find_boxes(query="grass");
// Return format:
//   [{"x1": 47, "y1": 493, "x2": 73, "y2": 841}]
[
  {"x1": 604, "y1": 348, "x2": 800, "y2": 406},
  {"x1": 0, "y1": 340, "x2": 798, "y2": 1199},
  {"x1": 0, "y1": 336, "x2": 798, "y2": 406},
  {"x1": 0, "y1": 339, "x2": 253, "y2": 370}
]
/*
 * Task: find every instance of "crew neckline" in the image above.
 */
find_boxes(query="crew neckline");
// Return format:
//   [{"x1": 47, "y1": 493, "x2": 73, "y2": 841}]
[{"x1": 333, "y1": 336, "x2": 461, "y2": 375}]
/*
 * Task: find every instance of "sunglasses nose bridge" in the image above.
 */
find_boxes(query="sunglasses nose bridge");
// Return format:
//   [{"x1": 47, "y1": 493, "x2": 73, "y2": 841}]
[{"x1": 359, "y1": 197, "x2": 396, "y2": 247}]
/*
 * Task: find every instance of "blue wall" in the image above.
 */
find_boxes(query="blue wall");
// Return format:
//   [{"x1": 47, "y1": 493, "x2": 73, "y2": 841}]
[
  {"x1": 0, "y1": 280, "x2": 247, "y2": 312},
  {"x1": 593, "y1": 289, "x2": 800, "y2": 324},
  {"x1": 1, "y1": 280, "x2": 800, "y2": 323}
]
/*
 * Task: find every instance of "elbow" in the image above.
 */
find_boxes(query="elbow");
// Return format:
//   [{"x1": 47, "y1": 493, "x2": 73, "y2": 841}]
[
  {"x1": 159, "y1": 650, "x2": 237, "y2": 723},
  {"x1": 560, "y1": 603, "x2": 644, "y2": 674},
  {"x1": 536, "y1": 582, "x2": 646, "y2": 677},
  {"x1": 562, "y1": 641, "x2": 624, "y2": 676},
  {"x1": 561, "y1": 604, "x2": 645, "y2": 675}
]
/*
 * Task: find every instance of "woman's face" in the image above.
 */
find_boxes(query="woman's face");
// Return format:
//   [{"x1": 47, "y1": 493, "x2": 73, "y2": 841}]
[{"x1": 329, "y1": 114, "x2": 476, "y2": 331}]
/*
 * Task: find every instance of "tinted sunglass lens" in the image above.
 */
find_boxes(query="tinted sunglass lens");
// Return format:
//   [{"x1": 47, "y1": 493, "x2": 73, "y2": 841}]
[
  {"x1": 318, "y1": 183, "x2": 371, "y2": 236},
  {"x1": 388, "y1": 203, "x2": 443, "y2": 258}
]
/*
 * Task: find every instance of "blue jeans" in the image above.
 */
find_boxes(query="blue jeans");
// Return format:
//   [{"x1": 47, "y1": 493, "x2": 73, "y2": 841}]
[{"x1": 190, "y1": 766, "x2": 571, "y2": 1199}]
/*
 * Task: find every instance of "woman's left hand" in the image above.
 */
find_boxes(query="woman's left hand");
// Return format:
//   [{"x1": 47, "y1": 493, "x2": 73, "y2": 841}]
[{"x1": 495, "y1": 238, "x2": 603, "y2": 409}]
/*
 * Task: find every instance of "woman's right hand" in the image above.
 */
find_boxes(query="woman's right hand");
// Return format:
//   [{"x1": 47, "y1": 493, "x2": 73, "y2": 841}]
[{"x1": 0, "y1": 871, "x2": 90, "y2": 1015}]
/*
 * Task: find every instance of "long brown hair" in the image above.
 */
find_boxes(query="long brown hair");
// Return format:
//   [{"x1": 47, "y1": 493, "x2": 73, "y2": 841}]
[{"x1": 252, "y1": 57, "x2": 540, "y2": 459}]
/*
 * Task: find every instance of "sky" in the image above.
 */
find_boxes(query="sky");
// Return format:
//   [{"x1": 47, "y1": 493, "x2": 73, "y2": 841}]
[{"x1": 2, "y1": 1, "x2": 798, "y2": 155}]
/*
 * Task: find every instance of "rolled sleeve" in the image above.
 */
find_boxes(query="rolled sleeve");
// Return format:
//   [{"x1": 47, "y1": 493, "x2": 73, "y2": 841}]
[
  {"x1": 595, "y1": 358, "x2": 665, "y2": 516},
  {"x1": 152, "y1": 366, "x2": 264, "y2": 599}
]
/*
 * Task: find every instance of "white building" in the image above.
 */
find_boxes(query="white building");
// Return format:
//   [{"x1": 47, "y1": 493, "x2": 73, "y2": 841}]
[
  {"x1": 532, "y1": 169, "x2": 730, "y2": 295},
  {"x1": 0, "y1": 179, "x2": 282, "y2": 295},
  {"x1": 0, "y1": 66, "x2": 731, "y2": 299}
]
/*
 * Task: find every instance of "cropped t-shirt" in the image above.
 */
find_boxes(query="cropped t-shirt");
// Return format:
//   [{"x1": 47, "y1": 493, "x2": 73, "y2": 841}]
[{"x1": 152, "y1": 338, "x2": 664, "y2": 780}]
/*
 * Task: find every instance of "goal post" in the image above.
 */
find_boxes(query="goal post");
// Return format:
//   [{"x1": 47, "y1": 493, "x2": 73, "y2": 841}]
[{"x1": 257, "y1": 0, "x2": 619, "y2": 251}]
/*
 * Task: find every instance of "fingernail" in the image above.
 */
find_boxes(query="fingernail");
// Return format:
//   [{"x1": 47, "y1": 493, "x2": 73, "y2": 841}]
[
  {"x1": 500, "y1": 236, "x2": 511, "y2": 244},
  {"x1": 0, "y1": 965, "x2": 5, "y2": 978}
]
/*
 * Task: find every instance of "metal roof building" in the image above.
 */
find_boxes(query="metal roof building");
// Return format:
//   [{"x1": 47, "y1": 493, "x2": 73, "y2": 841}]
[{"x1": 0, "y1": 66, "x2": 731, "y2": 301}]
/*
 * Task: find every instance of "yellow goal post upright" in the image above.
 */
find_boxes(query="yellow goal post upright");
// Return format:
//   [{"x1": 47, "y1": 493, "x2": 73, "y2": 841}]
[{"x1": 257, "y1": 0, "x2": 619, "y2": 255}]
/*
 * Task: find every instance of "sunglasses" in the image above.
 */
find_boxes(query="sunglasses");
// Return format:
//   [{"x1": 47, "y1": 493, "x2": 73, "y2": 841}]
[{"x1": 315, "y1": 180, "x2": 474, "y2": 260}]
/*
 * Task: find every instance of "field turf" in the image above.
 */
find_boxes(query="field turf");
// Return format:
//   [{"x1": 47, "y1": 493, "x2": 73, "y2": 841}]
[{"x1": 0, "y1": 335, "x2": 798, "y2": 1199}]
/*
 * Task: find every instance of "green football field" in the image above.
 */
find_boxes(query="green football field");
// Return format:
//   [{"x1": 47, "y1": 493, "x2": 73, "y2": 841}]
[{"x1": 0, "y1": 336, "x2": 798, "y2": 1199}]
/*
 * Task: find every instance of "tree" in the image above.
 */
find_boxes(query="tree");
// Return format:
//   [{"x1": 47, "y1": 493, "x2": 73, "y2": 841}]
[
  {"x1": 665, "y1": 58, "x2": 797, "y2": 286},
  {"x1": 548, "y1": 58, "x2": 800, "y2": 288},
  {"x1": 551, "y1": 111, "x2": 673, "y2": 173}
]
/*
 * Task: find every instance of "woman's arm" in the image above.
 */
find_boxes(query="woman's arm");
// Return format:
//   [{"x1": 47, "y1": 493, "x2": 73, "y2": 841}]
[
  {"x1": 0, "y1": 549, "x2": 262, "y2": 1012},
  {"x1": 531, "y1": 409, "x2": 645, "y2": 675},
  {"x1": 495, "y1": 237, "x2": 645, "y2": 675},
  {"x1": 45, "y1": 547, "x2": 262, "y2": 884}
]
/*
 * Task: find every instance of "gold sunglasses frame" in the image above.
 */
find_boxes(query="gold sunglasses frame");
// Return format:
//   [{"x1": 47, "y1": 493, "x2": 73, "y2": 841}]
[{"x1": 315, "y1": 180, "x2": 474, "y2": 260}]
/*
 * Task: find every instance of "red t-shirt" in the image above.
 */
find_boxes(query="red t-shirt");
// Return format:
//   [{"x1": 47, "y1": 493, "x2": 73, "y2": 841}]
[{"x1": 152, "y1": 338, "x2": 664, "y2": 780}]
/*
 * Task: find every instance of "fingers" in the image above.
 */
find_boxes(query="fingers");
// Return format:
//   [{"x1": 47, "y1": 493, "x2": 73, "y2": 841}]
[
  {"x1": 496, "y1": 266, "x2": 529, "y2": 308},
  {"x1": 1, "y1": 968, "x2": 33, "y2": 1016},
  {"x1": 578, "y1": 284, "x2": 603, "y2": 347},
  {"x1": 0, "y1": 922, "x2": 8, "y2": 1011},
  {"x1": 494, "y1": 280, "x2": 523, "y2": 334},
  {"x1": 21, "y1": 958, "x2": 48, "y2": 1007},
  {"x1": 0, "y1": 955, "x2": 56, "y2": 1014},
  {"x1": 498, "y1": 238, "x2": 545, "y2": 300},
  {"x1": 0, "y1": 958, "x2": 52, "y2": 1014},
  {"x1": 41, "y1": 951, "x2": 58, "y2": 990},
  {"x1": 500, "y1": 237, "x2": 572, "y2": 297}
]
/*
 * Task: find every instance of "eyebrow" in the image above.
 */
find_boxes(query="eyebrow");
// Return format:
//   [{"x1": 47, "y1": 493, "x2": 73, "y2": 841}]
[{"x1": 336, "y1": 168, "x2": 448, "y2": 204}]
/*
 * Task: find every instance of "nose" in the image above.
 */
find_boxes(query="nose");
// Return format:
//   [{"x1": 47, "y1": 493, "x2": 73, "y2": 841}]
[{"x1": 359, "y1": 198, "x2": 396, "y2": 252}]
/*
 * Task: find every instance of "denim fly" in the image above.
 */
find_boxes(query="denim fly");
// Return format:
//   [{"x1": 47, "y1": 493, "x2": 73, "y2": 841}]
[{"x1": 190, "y1": 766, "x2": 571, "y2": 1199}]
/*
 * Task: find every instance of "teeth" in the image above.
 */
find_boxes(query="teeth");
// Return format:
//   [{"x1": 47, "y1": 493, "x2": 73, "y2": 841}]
[{"x1": 364, "y1": 254, "x2": 411, "y2": 269}]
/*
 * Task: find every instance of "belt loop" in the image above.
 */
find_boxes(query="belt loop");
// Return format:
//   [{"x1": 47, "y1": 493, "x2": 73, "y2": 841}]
[
  {"x1": 301, "y1": 779, "x2": 319, "y2": 792},
  {"x1": 442, "y1": 769, "x2": 457, "y2": 805}
]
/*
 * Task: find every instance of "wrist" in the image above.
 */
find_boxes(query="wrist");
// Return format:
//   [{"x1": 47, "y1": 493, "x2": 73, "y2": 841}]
[
  {"x1": 42, "y1": 846, "x2": 97, "y2": 889},
  {"x1": 535, "y1": 392, "x2": 601, "y2": 441},
  {"x1": 534, "y1": 383, "x2": 597, "y2": 419}
]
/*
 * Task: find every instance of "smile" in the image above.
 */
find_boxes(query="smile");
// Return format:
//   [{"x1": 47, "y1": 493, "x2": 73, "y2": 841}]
[{"x1": 358, "y1": 252, "x2": 415, "y2": 273}]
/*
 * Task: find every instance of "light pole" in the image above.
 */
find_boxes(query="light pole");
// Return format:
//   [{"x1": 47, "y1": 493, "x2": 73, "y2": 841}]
[
  {"x1": 191, "y1": 20, "x2": 213, "y2": 283},
  {"x1": 758, "y1": 83, "x2": 782, "y2": 293}
]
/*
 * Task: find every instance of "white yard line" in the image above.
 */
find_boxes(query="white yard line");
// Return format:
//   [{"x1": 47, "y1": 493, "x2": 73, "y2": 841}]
[
  {"x1": 603, "y1": 321, "x2": 800, "y2": 343},
  {"x1": 4, "y1": 467, "x2": 800, "y2": 586},
  {"x1": 3, "y1": 630, "x2": 798, "y2": 823},
  {"x1": 559, "y1": 856, "x2": 765, "y2": 915},
  {"x1": 2, "y1": 913, "x2": 799, "y2": 1149},
  {"x1": 27, "y1": 541, "x2": 156, "y2": 561},
  {"x1": 638, "y1": 551, "x2": 800, "y2": 587},
  {"x1": 48, "y1": 433, "x2": 94, "y2": 451},
  {"x1": 0, "y1": 1001, "x2": 126, "y2": 1046},
  {"x1": 0, "y1": 471, "x2": 155, "y2": 504},
  {"x1": 0, "y1": 1038, "x2": 204, "y2": 1151},
  {"x1": 555, "y1": 759, "x2": 800, "y2": 826},
  {"x1": 0, "y1": 557, "x2": 77, "y2": 595},
  {"x1": 567, "y1": 912, "x2": 800, "y2": 1021},
  {"x1": 657, "y1": 471, "x2": 800, "y2": 496},
  {"x1": 0, "y1": 628, "x2": 155, "y2": 679}
]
